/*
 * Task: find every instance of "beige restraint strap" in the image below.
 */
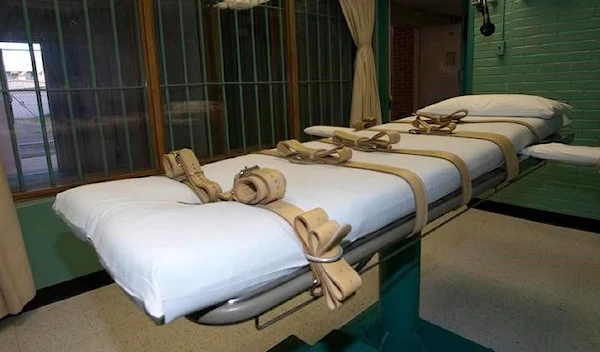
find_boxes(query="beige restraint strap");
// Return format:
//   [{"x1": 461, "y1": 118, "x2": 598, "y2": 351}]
[
  {"x1": 351, "y1": 116, "x2": 377, "y2": 130},
  {"x1": 260, "y1": 140, "x2": 428, "y2": 235},
  {"x1": 393, "y1": 109, "x2": 542, "y2": 142},
  {"x1": 459, "y1": 119, "x2": 542, "y2": 142},
  {"x1": 371, "y1": 128, "x2": 520, "y2": 182},
  {"x1": 220, "y1": 168, "x2": 362, "y2": 309},
  {"x1": 165, "y1": 150, "x2": 361, "y2": 310},
  {"x1": 381, "y1": 111, "x2": 520, "y2": 182},
  {"x1": 437, "y1": 131, "x2": 518, "y2": 182},
  {"x1": 407, "y1": 109, "x2": 470, "y2": 134},
  {"x1": 163, "y1": 149, "x2": 223, "y2": 202},
  {"x1": 324, "y1": 130, "x2": 472, "y2": 206}
]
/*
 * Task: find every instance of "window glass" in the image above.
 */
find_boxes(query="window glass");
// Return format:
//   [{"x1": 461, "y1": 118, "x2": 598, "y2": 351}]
[
  {"x1": 155, "y1": 0, "x2": 289, "y2": 159},
  {"x1": 0, "y1": 0, "x2": 153, "y2": 193}
]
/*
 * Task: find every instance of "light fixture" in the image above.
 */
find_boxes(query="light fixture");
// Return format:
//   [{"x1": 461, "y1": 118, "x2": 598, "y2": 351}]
[{"x1": 212, "y1": 0, "x2": 270, "y2": 10}]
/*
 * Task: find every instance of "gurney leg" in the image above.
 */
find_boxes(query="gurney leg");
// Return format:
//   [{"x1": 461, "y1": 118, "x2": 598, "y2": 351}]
[
  {"x1": 272, "y1": 235, "x2": 494, "y2": 351},
  {"x1": 371, "y1": 236, "x2": 492, "y2": 352},
  {"x1": 379, "y1": 237, "x2": 422, "y2": 351},
  {"x1": 342, "y1": 238, "x2": 491, "y2": 352}
]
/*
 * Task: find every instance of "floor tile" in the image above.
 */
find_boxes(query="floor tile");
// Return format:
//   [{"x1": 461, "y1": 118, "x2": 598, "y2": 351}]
[{"x1": 0, "y1": 317, "x2": 19, "y2": 352}]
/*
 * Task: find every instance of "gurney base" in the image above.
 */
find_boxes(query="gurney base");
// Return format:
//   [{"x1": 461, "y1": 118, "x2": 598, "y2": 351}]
[
  {"x1": 269, "y1": 331, "x2": 377, "y2": 352},
  {"x1": 270, "y1": 237, "x2": 494, "y2": 352},
  {"x1": 269, "y1": 322, "x2": 492, "y2": 352}
]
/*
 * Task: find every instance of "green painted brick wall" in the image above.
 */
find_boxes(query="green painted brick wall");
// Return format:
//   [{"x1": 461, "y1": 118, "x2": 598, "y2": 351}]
[
  {"x1": 16, "y1": 197, "x2": 103, "y2": 289},
  {"x1": 471, "y1": 0, "x2": 600, "y2": 220}
]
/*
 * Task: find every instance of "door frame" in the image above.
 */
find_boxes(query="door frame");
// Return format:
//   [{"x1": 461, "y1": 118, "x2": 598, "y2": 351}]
[{"x1": 461, "y1": 0, "x2": 475, "y2": 94}]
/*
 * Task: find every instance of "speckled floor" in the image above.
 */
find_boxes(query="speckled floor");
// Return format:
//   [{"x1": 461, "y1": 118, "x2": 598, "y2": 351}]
[
  {"x1": 0, "y1": 209, "x2": 599, "y2": 352},
  {"x1": 420, "y1": 209, "x2": 600, "y2": 352}
]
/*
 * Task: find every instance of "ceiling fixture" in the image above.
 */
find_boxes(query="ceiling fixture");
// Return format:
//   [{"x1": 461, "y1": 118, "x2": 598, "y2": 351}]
[{"x1": 212, "y1": 0, "x2": 270, "y2": 10}]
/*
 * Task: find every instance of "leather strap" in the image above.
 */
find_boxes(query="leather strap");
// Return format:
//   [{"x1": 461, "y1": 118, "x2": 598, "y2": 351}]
[
  {"x1": 294, "y1": 208, "x2": 362, "y2": 309},
  {"x1": 441, "y1": 131, "x2": 519, "y2": 182},
  {"x1": 260, "y1": 141, "x2": 429, "y2": 235},
  {"x1": 324, "y1": 130, "x2": 472, "y2": 206},
  {"x1": 276, "y1": 139, "x2": 353, "y2": 164},
  {"x1": 393, "y1": 110, "x2": 542, "y2": 142},
  {"x1": 162, "y1": 149, "x2": 223, "y2": 203},
  {"x1": 459, "y1": 119, "x2": 542, "y2": 142},
  {"x1": 351, "y1": 116, "x2": 377, "y2": 130},
  {"x1": 164, "y1": 150, "x2": 361, "y2": 310},
  {"x1": 222, "y1": 167, "x2": 362, "y2": 309},
  {"x1": 331, "y1": 130, "x2": 400, "y2": 152},
  {"x1": 406, "y1": 109, "x2": 469, "y2": 134},
  {"x1": 374, "y1": 116, "x2": 520, "y2": 182},
  {"x1": 219, "y1": 167, "x2": 286, "y2": 205}
]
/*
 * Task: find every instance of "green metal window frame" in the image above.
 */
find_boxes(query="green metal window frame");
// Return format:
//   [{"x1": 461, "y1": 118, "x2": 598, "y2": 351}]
[{"x1": 462, "y1": 0, "x2": 475, "y2": 95}]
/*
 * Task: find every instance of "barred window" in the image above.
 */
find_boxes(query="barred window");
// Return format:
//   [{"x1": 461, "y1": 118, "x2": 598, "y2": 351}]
[
  {"x1": 155, "y1": 0, "x2": 289, "y2": 159},
  {"x1": 1, "y1": 0, "x2": 153, "y2": 196},
  {"x1": 296, "y1": 0, "x2": 354, "y2": 132},
  {"x1": 1, "y1": 0, "x2": 361, "y2": 199}
]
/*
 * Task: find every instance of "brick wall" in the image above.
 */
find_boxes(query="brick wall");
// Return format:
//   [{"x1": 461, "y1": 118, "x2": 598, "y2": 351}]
[
  {"x1": 391, "y1": 26, "x2": 415, "y2": 119},
  {"x1": 472, "y1": 0, "x2": 600, "y2": 220}
]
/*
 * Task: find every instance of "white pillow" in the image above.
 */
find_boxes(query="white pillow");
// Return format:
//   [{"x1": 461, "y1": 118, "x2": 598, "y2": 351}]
[{"x1": 418, "y1": 94, "x2": 572, "y2": 119}]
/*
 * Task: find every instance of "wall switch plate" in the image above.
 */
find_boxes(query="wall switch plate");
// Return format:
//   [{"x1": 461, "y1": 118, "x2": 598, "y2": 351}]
[{"x1": 496, "y1": 41, "x2": 505, "y2": 56}]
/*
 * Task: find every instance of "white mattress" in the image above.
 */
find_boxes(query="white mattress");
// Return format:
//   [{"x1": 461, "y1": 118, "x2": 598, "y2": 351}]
[
  {"x1": 304, "y1": 115, "x2": 564, "y2": 140},
  {"x1": 53, "y1": 116, "x2": 562, "y2": 323}
]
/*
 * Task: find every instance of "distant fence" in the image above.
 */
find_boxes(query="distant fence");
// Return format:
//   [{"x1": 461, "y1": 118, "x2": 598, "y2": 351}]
[{"x1": 4, "y1": 78, "x2": 50, "y2": 119}]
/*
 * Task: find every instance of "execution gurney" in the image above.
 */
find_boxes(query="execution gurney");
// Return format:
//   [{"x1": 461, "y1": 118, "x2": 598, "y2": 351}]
[{"x1": 52, "y1": 94, "x2": 587, "y2": 350}]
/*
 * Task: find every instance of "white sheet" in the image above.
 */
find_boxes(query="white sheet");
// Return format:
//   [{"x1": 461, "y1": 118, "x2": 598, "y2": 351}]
[
  {"x1": 53, "y1": 117, "x2": 562, "y2": 323},
  {"x1": 521, "y1": 143, "x2": 600, "y2": 167}
]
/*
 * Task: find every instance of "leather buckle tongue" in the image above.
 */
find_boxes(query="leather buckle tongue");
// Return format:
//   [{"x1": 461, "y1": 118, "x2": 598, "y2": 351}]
[{"x1": 236, "y1": 165, "x2": 260, "y2": 180}]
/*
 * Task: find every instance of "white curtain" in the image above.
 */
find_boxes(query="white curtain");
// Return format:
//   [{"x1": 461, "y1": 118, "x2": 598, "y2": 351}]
[
  {"x1": 339, "y1": 0, "x2": 382, "y2": 128},
  {"x1": 0, "y1": 163, "x2": 35, "y2": 318}
]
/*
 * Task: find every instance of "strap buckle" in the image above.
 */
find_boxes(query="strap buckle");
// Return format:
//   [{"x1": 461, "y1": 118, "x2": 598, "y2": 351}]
[
  {"x1": 305, "y1": 247, "x2": 344, "y2": 263},
  {"x1": 170, "y1": 151, "x2": 183, "y2": 167},
  {"x1": 361, "y1": 143, "x2": 379, "y2": 152},
  {"x1": 173, "y1": 151, "x2": 204, "y2": 176},
  {"x1": 236, "y1": 165, "x2": 260, "y2": 180}
]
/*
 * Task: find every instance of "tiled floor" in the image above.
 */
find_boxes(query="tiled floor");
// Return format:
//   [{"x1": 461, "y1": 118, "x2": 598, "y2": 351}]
[
  {"x1": 420, "y1": 210, "x2": 600, "y2": 352},
  {"x1": 1, "y1": 209, "x2": 599, "y2": 352},
  {"x1": 0, "y1": 260, "x2": 380, "y2": 352}
]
